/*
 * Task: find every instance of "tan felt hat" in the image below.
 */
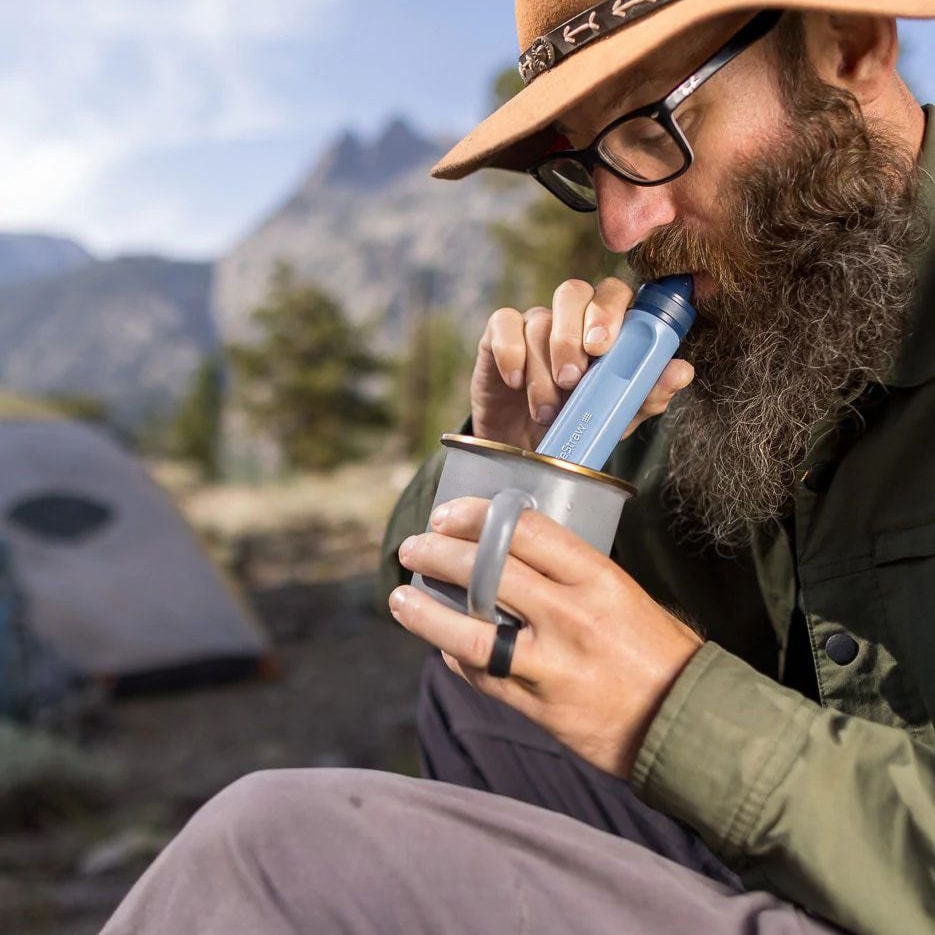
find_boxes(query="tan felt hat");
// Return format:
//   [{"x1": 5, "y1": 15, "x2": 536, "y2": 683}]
[{"x1": 432, "y1": 0, "x2": 935, "y2": 180}]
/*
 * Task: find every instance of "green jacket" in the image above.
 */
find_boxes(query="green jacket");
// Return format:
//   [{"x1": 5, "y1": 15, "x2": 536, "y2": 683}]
[{"x1": 380, "y1": 108, "x2": 935, "y2": 935}]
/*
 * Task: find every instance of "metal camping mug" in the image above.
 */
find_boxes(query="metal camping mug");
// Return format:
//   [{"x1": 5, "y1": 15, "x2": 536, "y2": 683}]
[{"x1": 410, "y1": 434, "x2": 636, "y2": 626}]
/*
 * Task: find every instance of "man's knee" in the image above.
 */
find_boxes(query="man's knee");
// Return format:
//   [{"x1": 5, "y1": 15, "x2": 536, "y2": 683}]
[
  {"x1": 186, "y1": 768, "x2": 354, "y2": 861},
  {"x1": 103, "y1": 771, "x2": 421, "y2": 934},
  {"x1": 201, "y1": 769, "x2": 308, "y2": 824}
]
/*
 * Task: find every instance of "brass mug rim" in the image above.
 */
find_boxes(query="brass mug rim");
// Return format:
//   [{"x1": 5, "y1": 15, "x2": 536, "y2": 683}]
[{"x1": 441, "y1": 433, "x2": 638, "y2": 497}]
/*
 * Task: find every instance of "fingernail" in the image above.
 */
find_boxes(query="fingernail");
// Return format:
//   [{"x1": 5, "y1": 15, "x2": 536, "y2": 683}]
[
  {"x1": 389, "y1": 587, "x2": 407, "y2": 620},
  {"x1": 675, "y1": 362, "x2": 694, "y2": 387},
  {"x1": 399, "y1": 535, "x2": 417, "y2": 560},
  {"x1": 431, "y1": 503, "x2": 450, "y2": 526},
  {"x1": 585, "y1": 326, "x2": 609, "y2": 347},
  {"x1": 556, "y1": 364, "x2": 582, "y2": 388},
  {"x1": 536, "y1": 405, "x2": 557, "y2": 425},
  {"x1": 508, "y1": 370, "x2": 524, "y2": 390}
]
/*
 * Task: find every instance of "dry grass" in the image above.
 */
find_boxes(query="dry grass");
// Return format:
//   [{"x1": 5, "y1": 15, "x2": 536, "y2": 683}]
[
  {"x1": 146, "y1": 457, "x2": 420, "y2": 588},
  {"x1": 149, "y1": 459, "x2": 417, "y2": 539}
]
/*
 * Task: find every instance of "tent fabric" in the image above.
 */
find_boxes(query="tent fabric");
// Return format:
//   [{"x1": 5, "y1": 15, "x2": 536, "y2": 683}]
[{"x1": 0, "y1": 420, "x2": 267, "y2": 679}]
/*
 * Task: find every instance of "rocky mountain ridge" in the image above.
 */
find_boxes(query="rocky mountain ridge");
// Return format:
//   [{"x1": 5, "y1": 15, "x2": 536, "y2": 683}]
[
  {"x1": 0, "y1": 255, "x2": 215, "y2": 426},
  {"x1": 302, "y1": 118, "x2": 446, "y2": 194},
  {"x1": 0, "y1": 117, "x2": 536, "y2": 428},
  {"x1": 213, "y1": 117, "x2": 533, "y2": 352},
  {"x1": 0, "y1": 234, "x2": 93, "y2": 288}
]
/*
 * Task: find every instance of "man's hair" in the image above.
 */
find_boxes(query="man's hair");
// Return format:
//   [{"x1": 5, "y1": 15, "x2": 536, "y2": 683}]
[
  {"x1": 771, "y1": 11, "x2": 863, "y2": 122},
  {"x1": 769, "y1": 11, "x2": 914, "y2": 193}
]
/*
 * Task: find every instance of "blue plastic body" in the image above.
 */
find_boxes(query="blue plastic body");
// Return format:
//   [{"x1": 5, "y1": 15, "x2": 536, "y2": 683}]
[{"x1": 535, "y1": 276, "x2": 696, "y2": 472}]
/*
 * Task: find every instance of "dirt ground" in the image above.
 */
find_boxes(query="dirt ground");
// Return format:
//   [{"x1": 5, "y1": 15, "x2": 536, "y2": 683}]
[{"x1": 1, "y1": 459, "x2": 432, "y2": 935}]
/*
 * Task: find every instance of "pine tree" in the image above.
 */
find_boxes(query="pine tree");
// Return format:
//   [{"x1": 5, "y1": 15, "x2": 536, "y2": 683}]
[
  {"x1": 171, "y1": 358, "x2": 223, "y2": 479},
  {"x1": 396, "y1": 309, "x2": 471, "y2": 459},
  {"x1": 227, "y1": 266, "x2": 391, "y2": 471}
]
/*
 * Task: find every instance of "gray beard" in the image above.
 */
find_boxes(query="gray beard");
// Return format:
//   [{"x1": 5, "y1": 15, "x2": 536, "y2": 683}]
[{"x1": 629, "y1": 113, "x2": 928, "y2": 548}]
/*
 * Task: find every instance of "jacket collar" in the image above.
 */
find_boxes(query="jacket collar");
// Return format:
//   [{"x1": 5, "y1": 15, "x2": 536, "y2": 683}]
[{"x1": 886, "y1": 103, "x2": 935, "y2": 389}]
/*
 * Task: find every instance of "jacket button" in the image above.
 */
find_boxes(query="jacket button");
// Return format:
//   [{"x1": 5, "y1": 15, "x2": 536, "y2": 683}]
[
  {"x1": 825, "y1": 633, "x2": 859, "y2": 665},
  {"x1": 802, "y1": 461, "x2": 835, "y2": 492}
]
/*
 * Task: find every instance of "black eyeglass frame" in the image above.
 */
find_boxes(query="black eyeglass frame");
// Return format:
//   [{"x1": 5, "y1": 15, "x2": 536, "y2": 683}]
[{"x1": 527, "y1": 9, "x2": 783, "y2": 212}]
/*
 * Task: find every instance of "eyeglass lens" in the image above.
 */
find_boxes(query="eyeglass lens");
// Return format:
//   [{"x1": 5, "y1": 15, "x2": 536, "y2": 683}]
[
  {"x1": 598, "y1": 116, "x2": 686, "y2": 182},
  {"x1": 539, "y1": 157, "x2": 598, "y2": 209},
  {"x1": 541, "y1": 114, "x2": 687, "y2": 209}
]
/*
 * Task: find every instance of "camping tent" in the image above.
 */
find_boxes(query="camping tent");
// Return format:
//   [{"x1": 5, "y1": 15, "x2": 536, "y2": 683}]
[{"x1": 0, "y1": 416, "x2": 268, "y2": 692}]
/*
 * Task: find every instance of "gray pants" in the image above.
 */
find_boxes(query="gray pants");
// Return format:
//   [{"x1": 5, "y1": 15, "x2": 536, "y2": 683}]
[
  {"x1": 100, "y1": 768, "x2": 838, "y2": 934},
  {"x1": 100, "y1": 656, "x2": 842, "y2": 934},
  {"x1": 416, "y1": 651, "x2": 742, "y2": 889}
]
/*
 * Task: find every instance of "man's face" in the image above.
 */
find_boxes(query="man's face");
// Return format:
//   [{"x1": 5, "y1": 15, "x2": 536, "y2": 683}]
[
  {"x1": 560, "y1": 15, "x2": 928, "y2": 546},
  {"x1": 559, "y1": 13, "x2": 788, "y2": 298}
]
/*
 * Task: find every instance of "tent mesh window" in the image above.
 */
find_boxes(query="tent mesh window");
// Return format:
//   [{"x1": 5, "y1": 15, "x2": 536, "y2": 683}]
[{"x1": 7, "y1": 493, "x2": 114, "y2": 542}]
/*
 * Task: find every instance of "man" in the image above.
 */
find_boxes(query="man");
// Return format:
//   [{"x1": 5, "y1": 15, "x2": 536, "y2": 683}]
[{"x1": 101, "y1": 3, "x2": 933, "y2": 934}]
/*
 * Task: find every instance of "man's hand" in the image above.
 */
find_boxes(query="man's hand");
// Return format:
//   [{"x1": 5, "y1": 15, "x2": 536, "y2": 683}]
[
  {"x1": 472, "y1": 277, "x2": 695, "y2": 450},
  {"x1": 390, "y1": 497, "x2": 703, "y2": 779}
]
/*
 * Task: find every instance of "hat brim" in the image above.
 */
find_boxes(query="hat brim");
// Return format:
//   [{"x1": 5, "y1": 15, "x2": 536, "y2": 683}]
[{"x1": 432, "y1": 0, "x2": 935, "y2": 180}]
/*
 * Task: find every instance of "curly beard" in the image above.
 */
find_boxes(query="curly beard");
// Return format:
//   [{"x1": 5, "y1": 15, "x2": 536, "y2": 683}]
[{"x1": 628, "y1": 77, "x2": 928, "y2": 547}]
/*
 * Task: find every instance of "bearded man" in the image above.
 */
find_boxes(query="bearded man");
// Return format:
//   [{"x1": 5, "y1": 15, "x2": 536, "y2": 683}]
[{"x1": 101, "y1": 3, "x2": 934, "y2": 935}]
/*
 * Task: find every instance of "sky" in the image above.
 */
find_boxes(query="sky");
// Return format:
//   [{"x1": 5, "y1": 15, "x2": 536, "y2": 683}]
[{"x1": 1, "y1": 3, "x2": 933, "y2": 261}]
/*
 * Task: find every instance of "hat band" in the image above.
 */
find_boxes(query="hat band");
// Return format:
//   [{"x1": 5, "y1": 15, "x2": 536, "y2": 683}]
[{"x1": 518, "y1": 0, "x2": 680, "y2": 85}]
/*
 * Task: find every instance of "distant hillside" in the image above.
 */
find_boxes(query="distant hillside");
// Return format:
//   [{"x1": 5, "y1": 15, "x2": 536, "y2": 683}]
[
  {"x1": 0, "y1": 234, "x2": 93, "y2": 288},
  {"x1": 0, "y1": 256, "x2": 216, "y2": 426},
  {"x1": 213, "y1": 117, "x2": 534, "y2": 352},
  {"x1": 0, "y1": 117, "x2": 539, "y2": 449}
]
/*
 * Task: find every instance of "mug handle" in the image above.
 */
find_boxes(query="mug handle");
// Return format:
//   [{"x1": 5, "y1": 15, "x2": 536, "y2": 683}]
[{"x1": 467, "y1": 488, "x2": 537, "y2": 624}]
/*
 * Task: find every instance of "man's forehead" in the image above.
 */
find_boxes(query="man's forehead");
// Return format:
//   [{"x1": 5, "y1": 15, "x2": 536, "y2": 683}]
[{"x1": 563, "y1": 68, "x2": 656, "y2": 129}]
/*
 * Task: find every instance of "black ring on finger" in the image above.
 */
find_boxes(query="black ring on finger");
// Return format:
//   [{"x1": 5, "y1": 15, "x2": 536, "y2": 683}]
[{"x1": 487, "y1": 624, "x2": 518, "y2": 679}]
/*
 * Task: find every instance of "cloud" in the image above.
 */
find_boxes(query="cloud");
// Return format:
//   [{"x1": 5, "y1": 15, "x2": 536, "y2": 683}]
[
  {"x1": 0, "y1": 0, "x2": 338, "y2": 244},
  {"x1": 4, "y1": 0, "x2": 338, "y2": 43}
]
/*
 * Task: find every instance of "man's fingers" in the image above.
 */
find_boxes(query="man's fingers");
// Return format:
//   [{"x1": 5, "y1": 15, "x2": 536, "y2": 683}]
[
  {"x1": 427, "y1": 499, "x2": 612, "y2": 588},
  {"x1": 583, "y1": 277, "x2": 634, "y2": 356},
  {"x1": 389, "y1": 585, "x2": 535, "y2": 681},
  {"x1": 475, "y1": 279, "x2": 644, "y2": 426},
  {"x1": 549, "y1": 279, "x2": 594, "y2": 390},
  {"x1": 398, "y1": 531, "x2": 541, "y2": 619},
  {"x1": 621, "y1": 358, "x2": 695, "y2": 438},
  {"x1": 524, "y1": 307, "x2": 564, "y2": 426},
  {"x1": 482, "y1": 307, "x2": 527, "y2": 390}
]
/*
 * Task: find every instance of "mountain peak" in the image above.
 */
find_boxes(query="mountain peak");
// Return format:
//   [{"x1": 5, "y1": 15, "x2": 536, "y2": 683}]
[
  {"x1": 0, "y1": 233, "x2": 93, "y2": 288},
  {"x1": 377, "y1": 117, "x2": 425, "y2": 148},
  {"x1": 303, "y1": 117, "x2": 442, "y2": 194}
]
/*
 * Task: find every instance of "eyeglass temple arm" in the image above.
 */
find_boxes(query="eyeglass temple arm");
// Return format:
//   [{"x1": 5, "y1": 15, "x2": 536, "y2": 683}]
[{"x1": 662, "y1": 10, "x2": 783, "y2": 112}]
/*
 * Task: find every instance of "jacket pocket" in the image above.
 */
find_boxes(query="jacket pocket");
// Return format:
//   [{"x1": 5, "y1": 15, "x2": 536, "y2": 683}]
[
  {"x1": 874, "y1": 523, "x2": 935, "y2": 566},
  {"x1": 872, "y1": 523, "x2": 935, "y2": 745}
]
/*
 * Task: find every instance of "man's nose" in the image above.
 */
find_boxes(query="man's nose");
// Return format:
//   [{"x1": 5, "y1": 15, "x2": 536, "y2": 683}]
[{"x1": 594, "y1": 168, "x2": 677, "y2": 252}]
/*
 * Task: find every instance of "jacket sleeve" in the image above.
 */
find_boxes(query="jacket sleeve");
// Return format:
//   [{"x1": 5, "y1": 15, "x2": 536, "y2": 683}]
[
  {"x1": 376, "y1": 445, "x2": 448, "y2": 611},
  {"x1": 630, "y1": 641, "x2": 935, "y2": 935}
]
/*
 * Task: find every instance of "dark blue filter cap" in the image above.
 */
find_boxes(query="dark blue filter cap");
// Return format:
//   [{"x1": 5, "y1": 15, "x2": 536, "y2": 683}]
[{"x1": 635, "y1": 275, "x2": 696, "y2": 340}]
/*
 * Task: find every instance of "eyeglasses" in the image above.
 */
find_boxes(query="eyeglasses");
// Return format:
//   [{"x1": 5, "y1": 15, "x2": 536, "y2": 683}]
[{"x1": 527, "y1": 10, "x2": 782, "y2": 212}]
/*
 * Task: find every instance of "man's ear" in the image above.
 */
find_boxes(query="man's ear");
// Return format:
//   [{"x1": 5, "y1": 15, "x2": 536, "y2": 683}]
[{"x1": 799, "y1": 13, "x2": 898, "y2": 104}]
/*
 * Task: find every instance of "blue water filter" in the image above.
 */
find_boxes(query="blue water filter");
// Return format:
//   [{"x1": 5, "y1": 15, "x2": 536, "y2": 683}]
[{"x1": 536, "y1": 276, "x2": 696, "y2": 472}]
